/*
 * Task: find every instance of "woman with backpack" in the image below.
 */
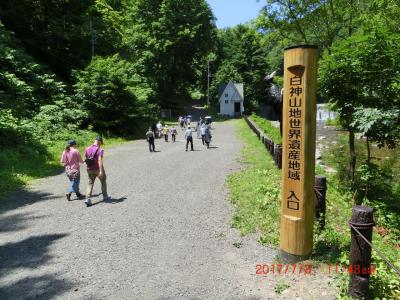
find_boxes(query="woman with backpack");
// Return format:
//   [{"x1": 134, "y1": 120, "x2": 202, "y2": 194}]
[
  {"x1": 84, "y1": 136, "x2": 109, "y2": 207},
  {"x1": 204, "y1": 125, "x2": 212, "y2": 149},
  {"x1": 60, "y1": 140, "x2": 85, "y2": 201}
]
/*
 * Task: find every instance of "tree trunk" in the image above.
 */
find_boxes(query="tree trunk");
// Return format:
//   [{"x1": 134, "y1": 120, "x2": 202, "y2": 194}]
[
  {"x1": 366, "y1": 136, "x2": 371, "y2": 163},
  {"x1": 349, "y1": 129, "x2": 356, "y2": 184}
]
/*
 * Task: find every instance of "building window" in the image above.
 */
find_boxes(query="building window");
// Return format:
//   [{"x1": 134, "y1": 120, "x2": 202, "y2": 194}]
[
  {"x1": 225, "y1": 100, "x2": 229, "y2": 104},
  {"x1": 225, "y1": 93, "x2": 228, "y2": 97}
]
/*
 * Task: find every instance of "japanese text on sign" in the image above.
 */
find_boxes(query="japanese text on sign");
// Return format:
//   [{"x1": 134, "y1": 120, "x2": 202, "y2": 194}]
[{"x1": 287, "y1": 75, "x2": 303, "y2": 184}]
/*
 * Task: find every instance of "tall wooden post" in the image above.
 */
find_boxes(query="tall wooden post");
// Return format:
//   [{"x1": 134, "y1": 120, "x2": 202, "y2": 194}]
[{"x1": 280, "y1": 45, "x2": 318, "y2": 262}]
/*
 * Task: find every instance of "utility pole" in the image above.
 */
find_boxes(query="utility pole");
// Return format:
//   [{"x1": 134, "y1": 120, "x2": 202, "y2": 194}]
[
  {"x1": 89, "y1": 18, "x2": 96, "y2": 58},
  {"x1": 207, "y1": 60, "x2": 210, "y2": 107}
]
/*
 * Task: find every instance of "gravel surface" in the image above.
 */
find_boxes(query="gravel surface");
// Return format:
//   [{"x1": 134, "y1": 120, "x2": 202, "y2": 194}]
[{"x1": 0, "y1": 120, "x2": 338, "y2": 299}]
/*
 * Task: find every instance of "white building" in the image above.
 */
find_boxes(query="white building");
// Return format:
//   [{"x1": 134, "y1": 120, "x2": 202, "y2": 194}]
[{"x1": 218, "y1": 81, "x2": 244, "y2": 117}]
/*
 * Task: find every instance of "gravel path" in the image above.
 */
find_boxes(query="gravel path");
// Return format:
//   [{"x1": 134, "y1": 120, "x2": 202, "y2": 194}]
[{"x1": 0, "y1": 120, "x2": 337, "y2": 299}]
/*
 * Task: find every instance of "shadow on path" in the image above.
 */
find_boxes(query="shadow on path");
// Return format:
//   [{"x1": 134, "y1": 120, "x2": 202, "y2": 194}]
[
  {"x1": 90, "y1": 197, "x2": 127, "y2": 207},
  {"x1": 0, "y1": 212, "x2": 46, "y2": 233},
  {"x1": 0, "y1": 274, "x2": 73, "y2": 299},
  {"x1": 0, "y1": 190, "x2": 61, "y2": 214},
  {"x1": 0, "y1": 233, "x2": 74, "y2": 298},
  {"x1": 0, "y1": 234, "x2": 68, "y2": 276}
]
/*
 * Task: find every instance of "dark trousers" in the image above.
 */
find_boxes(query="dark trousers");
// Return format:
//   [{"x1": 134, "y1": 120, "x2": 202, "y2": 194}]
[
  {"x1": 164, "y1": 134, "x2": 168, "y2": 142},
  {"x1": 172, "y1": 134, "x2": 176, "y2": 142},
  {"x1": 186, "y1": 137, "x2": 193, "y2": 150},
  {"x1": 201, "y1": 135, "x2": 205, "y2": 145},
  {"x1": 148, "y1": 138, "x2": 155, "y2": 152}
]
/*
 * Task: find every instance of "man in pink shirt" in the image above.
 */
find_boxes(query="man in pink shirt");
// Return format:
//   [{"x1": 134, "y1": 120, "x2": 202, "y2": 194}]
[
  {"x1": 60, "y1": 140, "x2": 85, "y2": 201},
  {"x1": 84, "y1": 136, "x2": 110, "y2": 206}
]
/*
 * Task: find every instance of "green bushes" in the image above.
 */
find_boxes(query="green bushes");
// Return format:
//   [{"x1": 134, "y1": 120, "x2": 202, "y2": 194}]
[
  {"x1": 0, "y1": 22, "x2": 66, "y2": 118},
  {"x1": 321, "y1": 133, "x2": 400, "y2": 299},
  {"x1": 74, "y1": 54, "x2": 156, "y2": 135}
]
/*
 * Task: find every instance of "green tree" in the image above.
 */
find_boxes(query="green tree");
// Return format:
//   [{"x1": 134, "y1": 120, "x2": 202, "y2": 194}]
[
  {"x1": 257, "y1": 0, "x2": 362, "y2": 52},
  {"x1": 122, "y1": 0, "x2": 215, "y2": 109},
  {"x1": 319, "y1": 26, "x2": 400, "y2": 181},
  {"x1": 74, "y1": 54, "x2": 155, "y2": 134},
  {"x1": 0, "y1": 0, "x2": 124, "y2": 78},
  {"x1": 211, "y1": 24, "x2": 269, "y2": 111},
  {"x1": 0, "y1": 21, "x2": 66, "y2": 118}
]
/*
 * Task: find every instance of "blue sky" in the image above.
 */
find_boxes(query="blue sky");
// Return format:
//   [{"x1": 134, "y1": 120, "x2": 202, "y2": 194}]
[{"x1": 206, "y1": 0, "x2": 265, "y2": 28}]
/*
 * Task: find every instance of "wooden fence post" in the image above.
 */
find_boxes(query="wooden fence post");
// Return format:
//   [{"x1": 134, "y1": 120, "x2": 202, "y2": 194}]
[
  {"x1": 314, "y1": 175, "x2": 327, "y2": 230},
  {"x1": 348, "y1": 205, "x2": 374, "y2": 299}
]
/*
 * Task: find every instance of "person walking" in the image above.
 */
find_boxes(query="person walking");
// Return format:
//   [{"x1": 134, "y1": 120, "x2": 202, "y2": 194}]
[
  {"x1": 200, "y1": 123, "x2": 207, "y2": 145},
  {"x1": 185, "y1": 126, "x2": 194, "y2": 151},
  {"x1": 156, "y1": 121, "x2": 163, "y2": 138},
  {"x1": 196, "y1": 121, "x2": 201, "y2": 139},
  {"x1": 204, "y1": 125, "x2": 212, "y2": 149},
  {"x1": 60, "y1": 140, "x2": 85, "y2": 201},
  {"x1": 170, "y1": 126, "x2": 177, "y2": 142},
  {"x1": 163, "y1": 125, "x2": 170, "y2": 142},
  {"x1": 146, "y1": 127, "x2": 156, "y2": 152},
  {"x1": 84, "y1": 137, "x2": 109, "y2": 207},
  {"x1": 151, "y1": 123, "x2": 157, "y2": 135}
]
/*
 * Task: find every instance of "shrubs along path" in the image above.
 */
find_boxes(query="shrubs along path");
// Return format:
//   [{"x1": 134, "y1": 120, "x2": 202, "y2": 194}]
[{"x1": 0, "y1": 120, "x2": 336, "y2": 299}]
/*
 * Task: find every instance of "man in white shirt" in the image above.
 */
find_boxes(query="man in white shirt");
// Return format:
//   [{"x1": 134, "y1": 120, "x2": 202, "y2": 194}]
[
  {"x1": 185, "y1": 126, "x2": 194, "y2": 151},
  {"x1": 156, "y1": 121, "x2": 163, "y2": 138},
  {"x1": 200, "y1": 124, "x2": 207, "y2": 145}
]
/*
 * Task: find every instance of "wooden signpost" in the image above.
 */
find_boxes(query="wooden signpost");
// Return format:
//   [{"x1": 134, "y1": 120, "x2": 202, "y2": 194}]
[{"x1": 280, "y1": 45, "x2": 318, "y2": 262}]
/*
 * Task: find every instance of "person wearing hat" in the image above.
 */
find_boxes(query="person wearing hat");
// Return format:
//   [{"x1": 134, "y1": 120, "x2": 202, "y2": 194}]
[
  {"x1": 185, "y1": 126, "x2": 194, "y2": 151},
  {"x1": 84, "y1": 136, "x2": 110, "y2": 206},
  {"x1": 204, "y1": 124, "x2": 212, "y2": 149},
  {"x1": 170, "y1": 125, "x2": 178, "y2": 142},
  {"x1": 146, "y1": 127, "x2": 156, "y2": 152},
  {"x1": 60, "y1": 139, "x2": 85, "y2": 201},
  {"x1": 163, "y1": 125, "x2": 170, "y2": 142}
]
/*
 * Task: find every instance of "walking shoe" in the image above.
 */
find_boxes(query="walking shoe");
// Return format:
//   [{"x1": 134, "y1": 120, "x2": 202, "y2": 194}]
[
  {"x1": 103, "y1": 196, "x2": 111, "y2": 202},
  {"x1": 76, "y1": 193, "x2": 85, "y2": 200},
  {"x1": 66, "y1": 193, "x2": 72, "y2": 201},
  {"x1": 85, "y1": 198, "x2": 92, "y2": 207}
]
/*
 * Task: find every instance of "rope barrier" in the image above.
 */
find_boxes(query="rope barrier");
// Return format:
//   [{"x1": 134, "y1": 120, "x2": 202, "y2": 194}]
[{"x1": 349, "y1": 223, "x2": 400, "y2": 277}]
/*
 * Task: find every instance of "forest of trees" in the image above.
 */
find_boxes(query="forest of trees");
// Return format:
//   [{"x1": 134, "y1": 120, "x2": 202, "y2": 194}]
[{"x1": 1, "y1": 0, "x2": 399, "y2": 177}]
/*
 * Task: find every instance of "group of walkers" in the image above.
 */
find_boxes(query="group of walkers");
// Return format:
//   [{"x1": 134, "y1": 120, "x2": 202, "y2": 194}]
[
  {"x1": 145, "y1": 117, "x2": 212, "y2": 152},
  {"x1": 178, "y1": 115, "x2": 192, "y2": 128},
  {"x1": 61, "y1": 117, "x2": 212, "y2": 206},
  {"x1": 60, "y1": 137, "x2": 109, "y2": 207}
]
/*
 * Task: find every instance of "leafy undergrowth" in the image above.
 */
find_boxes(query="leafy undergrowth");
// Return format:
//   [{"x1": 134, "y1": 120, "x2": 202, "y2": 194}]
[
  {"x1": 323, "y1": 134, "x2": 400, "y2": 299},
  {"x1": 228, "y1": 118, "x2": 400, "y2": 300}
]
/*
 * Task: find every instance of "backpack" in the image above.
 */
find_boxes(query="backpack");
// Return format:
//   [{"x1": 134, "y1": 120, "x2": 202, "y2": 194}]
[{"x1": 85, "y1": 147, "x2": 99, "y2": 168}]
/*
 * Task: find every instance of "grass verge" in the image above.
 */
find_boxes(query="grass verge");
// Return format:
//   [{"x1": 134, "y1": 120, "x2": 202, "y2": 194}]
[
  {"x1": 0, "y1": 131, "x2": 126, "y2": 199},
  {"x1": 249, "y1": 113, "x2": 282, "y2": 145},
  {"x1": 227, "y1": 119, "x2": 281, "y2": 245}
]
